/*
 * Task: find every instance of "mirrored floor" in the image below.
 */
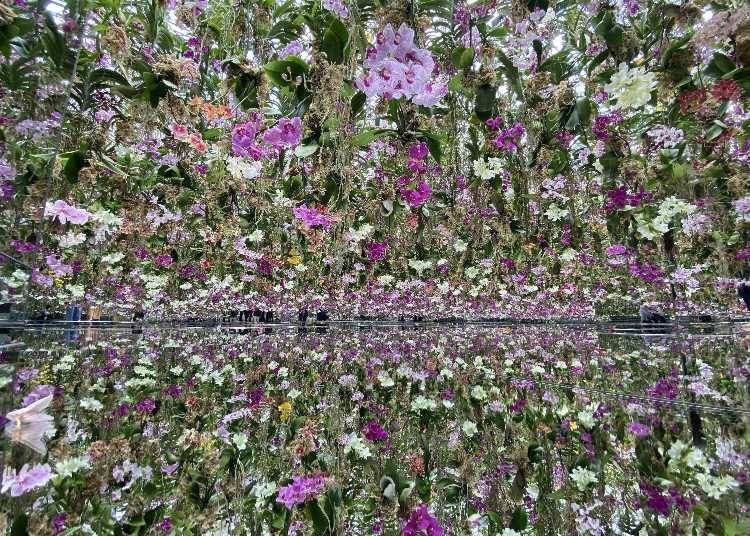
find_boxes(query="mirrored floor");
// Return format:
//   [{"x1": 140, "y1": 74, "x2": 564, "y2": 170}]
[{"x1": 0, "y1": 323, "x2": 748, "y2": 535}]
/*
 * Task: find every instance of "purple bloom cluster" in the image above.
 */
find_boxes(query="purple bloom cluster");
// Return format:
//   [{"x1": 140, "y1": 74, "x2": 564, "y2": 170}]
[
  {"x1": 640, "y1": 481, "x2": 692, "y2": 516},
  {"x1": 293, "y1": 204, "x2": 333, "y2": 230},
  {"x1": 592, "y1": 111, "x2": 623, "y2": 141},
  {"x1": 629, "y1": 262, "x2": 663, "y2": 284},
  {"x1": 647, "y1": 377, "x2": 679, "y2": 400},
  {"x1": 276, "y1": 474, "x2": 328, "y2": 509},
  {"x1": 355, "y1": 24, "x2": 447, "y2": 107},
  {"x1": 362, "y1": 419, "x2": 388, "y2": 442},
  {"x1": 605, "y1": 186, "x2": 650, "y2": 212},
  {"x1": 231, "y1": 113, "x2": 265, "y2": 159},
  {"x1": 399, "y1": 180, "x2": 432, "y2": 208},
  {"x1": 323, "y1": 0, "x2": 348, "y2": 19},
  {"x1": 364, "y1": 241, "x2": 387, "y2": 262},
  {"x1": 279, "y1": 40, "x2": 304, "y2": 59},
  {"x1": 493, "y1": 122, "x2": 525, "y2": 152},
  {"x1": 1, "y1": 463, "x2": 54, "y2": 497},
  {"x1": 402, "y1": 504, "x2": 443, "y2": 536},
  {"x1": 263, "y1": 117, "x2": 302, "y2": 149}
]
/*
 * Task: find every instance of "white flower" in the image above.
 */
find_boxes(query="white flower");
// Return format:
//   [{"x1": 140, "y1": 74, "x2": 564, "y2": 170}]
[
  {"x1": 247, "y1": 229, "x2": 264, "y2": 242},
  {"x1": 232, "y1": 433, "x2": 248, "y2": 451},
  {"x1": 462, "y1": 420, "x2": 478, "y2": 437},
  {"x1": 544, "y1": 203, "x2": 569, "y2": 221},
  {"x1": 79, "y1": 398, "x2": 104, "y2": 412},
  {"x1": 667, "y1": 440, "x2": 688, "y2": 461},
  {"x1": 252, "y1": 481, "x2": 277, "y2": 499},
  {"x1": 346, "y1": 224, "x2": 374, "y2": 243},
  {"x1": 226, "y1": 156, "x2": 262, "y2": 180},
  {"x1": 101, "y1": 252, "x2": 125, "y2": 264},
  {"x1": 58, "y1": 232, "x2": 87, "y2": 248},
  {"x1": 577, "y1": 403, "x2": 598, "y2": 429},
  {"x1": 55, "y1": 456, "x2": 90, "y2": 478},
  {"x1": 695, "y1": 473, "x2": 739, "y2": 500},
  {"x1": 570, "y1": 466, "x2": 598, "y2": 491},
  {"x1": 377, "y1": 370, "x2": 394, "y2": 388},
  {"x1": 377, "y1": 275, "x2": 395, "y2": 286},
  {"x1": 501, "y1": 529, "x2": 522, "y2": 536},
  {"x1": 605, "y1": 63, "x2": 657, "y2": 109},
  {"x1": 635, "y1": 213, "x2": 669, "y2": 241},
  {"x1": 647, "y1": 125, "x2": 684, "y2": 148},
  {"x1": 411, "y1": 395, "x2": 437, "y2": 412},
  {"x1": 344, "y1": 434, "x2": 372, "y2": 459},
  {"x1": 453, "y1": 239, "x2": 468, "y2": 253},
  {"x1": 408, "y1": 259, "x2": 433, "y2": 276},
  {"x1": 471, "y1": 385, "x2": 487, "y2": 400},
  {"x1": 473, "y1": 159, "x2": 495, "y2": 181}
]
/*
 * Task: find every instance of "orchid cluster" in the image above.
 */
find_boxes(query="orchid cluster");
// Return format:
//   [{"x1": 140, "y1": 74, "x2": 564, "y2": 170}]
[{"x1": 355, "y1": 23, "x2": 447, "y2": 107}]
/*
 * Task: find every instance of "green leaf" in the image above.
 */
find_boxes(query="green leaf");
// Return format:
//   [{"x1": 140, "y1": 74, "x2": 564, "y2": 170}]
[
  {"x1": 705, "y1": 122, "x2": 725, "y2": 142},
  {"x1": 475, "y1": 84, "x2": 497, "y2": 121},
  {"x1": 59, "y1": 150, "x2": 86, "y2": 183},
  {"x1": 420, "y1": 132, "x2": 443, "y2": 163},
  {"x1": 294, "y1": 143, "x2": 319, "y2": 158},
  {"x1": 264, "y1": 57, "x2": 309, "y2": 88},
  {"x1": 201, "y1": 128, "x2": 224, "y2": 141},
  {"x1": 307, "y1": 499, "x2": 331, "y2": 535},
  {"x1": 350, "y1": 91, "x2": 366, "y2": 117},
  {"x1": 451, "y1": 47, "x2": 475, "y2": 69},
  {"x1": 510, "y1": 507, "x2": 528, "y2": 531},
  {"x1": 10, "y1": 514, "x2": 28, "y2": 536},
  {"x1": 321, "y1": 18, "x2": 349, "y2": 64},
  {"x1": 352, "y1": 130, "x2": 377, "y2": 147},
  {"x1": 705, "y1": 52, "x2": 735, "y2": 78}
]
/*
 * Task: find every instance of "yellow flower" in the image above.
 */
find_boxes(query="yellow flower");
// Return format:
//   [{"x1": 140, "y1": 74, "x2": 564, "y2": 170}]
[
  {"x1": 278, "y1": 401, "x2": 293, "y2": 422},
  {"x1": 633, "y1": 57, "x2": 645, "y2": 66},
  {"x1": 287, "y1": 254, "x2": 301, "y2": 266},
  {"x1": 569, "y1": 420, "x2": 578, "y2": 431}
]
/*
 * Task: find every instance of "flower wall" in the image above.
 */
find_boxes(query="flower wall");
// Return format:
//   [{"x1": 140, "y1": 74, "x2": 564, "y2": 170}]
[{"x1": 0, "y1": 0, "x2": 749, "y2": 319}]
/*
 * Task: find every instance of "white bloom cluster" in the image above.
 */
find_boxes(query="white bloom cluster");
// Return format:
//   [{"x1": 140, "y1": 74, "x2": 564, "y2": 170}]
[
  {"x1": 570, "y1": 466, "x2": 598, "y2": 491},
  {"x1": 344, "y1": 434, "x2": 372, "y2": 459},
  {"x1": 411, "y1": 395, "x2": 437, "y2": 412},
  {"x1": 605, "y1": 63, "x2": 657, "y2": 109}
]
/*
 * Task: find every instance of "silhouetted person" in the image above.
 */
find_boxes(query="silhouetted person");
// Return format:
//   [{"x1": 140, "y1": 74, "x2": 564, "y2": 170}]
[
  {"x1": 639, "y1": 304, "x2": 669, "y2": 324},
  {"x1": 738, "y1": 282, "x2": 750, "y2": 312}
]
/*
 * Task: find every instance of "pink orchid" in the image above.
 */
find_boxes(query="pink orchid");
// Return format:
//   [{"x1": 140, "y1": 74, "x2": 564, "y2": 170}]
[{"x1": 44, "y1": 200, "x2": 91, "y2": 225}]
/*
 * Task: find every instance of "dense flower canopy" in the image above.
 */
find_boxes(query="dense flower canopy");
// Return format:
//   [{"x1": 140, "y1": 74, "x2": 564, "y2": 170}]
[{"x1": 1, "y1": 0, "x2": 750, "y2": 320}]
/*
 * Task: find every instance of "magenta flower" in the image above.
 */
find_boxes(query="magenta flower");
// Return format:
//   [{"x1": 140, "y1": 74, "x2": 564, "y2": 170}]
[
  {"x1": 627, "y1": 422, "x2": 651, "y2": 437},
  {"x1": 364, "y1": 241, "x2": 387, "y2": 262},
  {"x1": 606, "y1": 244, "x2": 627, "y2": 256},
  {"x1": 399, "y1": 180, "x2": 432, "y2": 207},
  {"x1": 1, "y1": 463, "x2": 54, "y2": 497},
  {"x1": 232, "y1": 116, "x2": 263, "y2": 157},
  {"x1": 263, "y1": 117, "x2": 302, "y2": 149},
  {"x1": 276, "y1": 474, "x2": 328, "y2": 509},
  {"x1": 402, "y1": 504, "x2": 443, "y2": 536},
  {"x1": 355, "y1": 23, "x2": 446, "y2": 107},
  {"x1": 44, "y1": 200, "x2": 91, "y2": 225},
  {"x1": 136, "y1": 398, "x2": 157, "y2": 414},
  {"x1": 409, "y1": 142, "x2": 429, "y2": 160},
  {"x1": 293, "y1": 204, "x2": 333, "y2": 230},
  {"x1": 362, "y1": 419, "x2": 388, "y2": 442},
  {"x1": 154, "y1": 255, "x2": 174, "y2": 268},
  {"x1": 493, "y1": 122, "x2": 525, "y2": 152}
]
